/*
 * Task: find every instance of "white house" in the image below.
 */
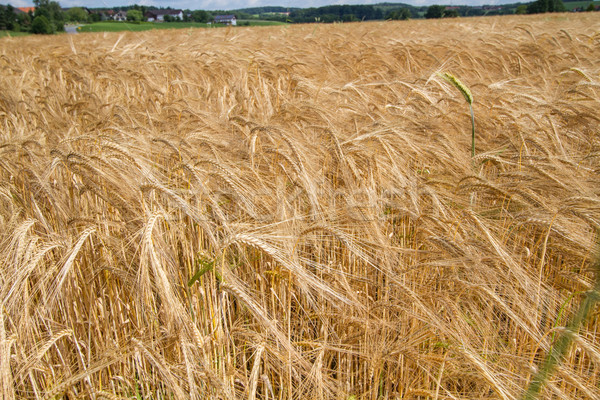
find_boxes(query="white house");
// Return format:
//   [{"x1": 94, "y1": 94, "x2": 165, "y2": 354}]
[
  {"x1": 113, "y1": 11, "x2": 127, "y2": 21},
  {"x1": 145, "y1": 9, "x2": 184, "y2": 22},
  {"x1": 214, "y1": 15, "x2": 236, "y2": 25}
]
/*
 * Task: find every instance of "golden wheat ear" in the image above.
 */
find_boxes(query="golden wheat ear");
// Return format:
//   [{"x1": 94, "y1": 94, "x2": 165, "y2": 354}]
[{"x1": 439, "y1": 72, "x2": 476, "y2": 157}]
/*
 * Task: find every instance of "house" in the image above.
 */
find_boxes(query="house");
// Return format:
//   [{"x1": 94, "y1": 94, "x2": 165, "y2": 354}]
[
  {"x1": 17, "y1": 6, "x2": 35, "y2": 14},
  {"x1": 102, "y1": 10, "x2": 115, "y2": 20},
  {"x1": 113, "y1": 10, "x2": 127, "y2": 21},
  {"x1": 145, "y1": 9, "x2": 183, "y2": 22},
  {"x1": 214, "y1": 14, "x2": 236, "y2": 25},
  {"x1": 89, "y1": 9, "x2": 115, "y2": 20}
]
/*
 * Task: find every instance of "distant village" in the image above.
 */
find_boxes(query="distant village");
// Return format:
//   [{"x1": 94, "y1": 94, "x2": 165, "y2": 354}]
[
  {"x1": 71, "y1": 9, "x2": 238, "y2": 25},
  {"x1": 4, "y1": 5, "x2": 238, "y2": 25}
]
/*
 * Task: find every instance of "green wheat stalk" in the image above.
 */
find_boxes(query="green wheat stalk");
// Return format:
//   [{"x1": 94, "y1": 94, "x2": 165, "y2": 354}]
[
  {"x1": 522, "y1": 240, "x2": 600, "y2": 400},
  {"x1": 439, "y1": 72, "x2": 475, "y2": 157}
]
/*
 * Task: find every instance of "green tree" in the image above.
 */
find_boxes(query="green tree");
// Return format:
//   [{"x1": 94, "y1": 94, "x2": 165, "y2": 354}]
[
  {"x1": 17, "y1": 12, "x2": 31, "y2": 31},
  {"x1": 587, "y1": 3, "x2": 596, "y2": 11},
  {"x1": 33, "y1": 0, "x2": 64, "y2": 31},
  {"x1": 399, "y1": 8, "x2": 411, "y2": 19},
  {"x1": 425, "y1": 4, "x2": 444, "y2": 18},
  {"x1": 126, "y1": 9, "x2": 142, "y2": 22},
  {"x1": 65, "y1": 7, "x2": 88, "y2": 22},
  {"x1": 7, "y1": 5, "x2": 19, "y2": 30},
  {"x1": 7, "y1": 5, "x2": 15, "y2": 29},
  {"x1": 129, "y1": 5, "x2": 148, "y2": 21},
  {"x1": 515, "y1": 4, "x2": 528, "y2": 14},
  {"x1": 31, "y1": 15, "x2": 53, "y2": 33},
  {"x1": 0, "y1": 8, "x2": 6, "y2": 30},
  {"x1": 0, "y1": 5, "x2": 19, "y2": 30},
  {"x1": 527, "y1": 0, "x2": 565, "y2": 13},
  {"x1": 191, "y1": 10, "x2": 210, "y2": 22},
  {"x1": 0, "y1": 6, "x2": 8, "y2": 30},
  {"x1": 443, "y1": 8, "x2": 459, "y2": 17},
  {"x1": 551, "y1": 0, "x2": 566, "y2": 12},
  {"x1": 386, "y1": 8, "x2": 411, "y2": 20},
  {"x1": 527, "y1": 0, "x2": 544, "y2": 13}
]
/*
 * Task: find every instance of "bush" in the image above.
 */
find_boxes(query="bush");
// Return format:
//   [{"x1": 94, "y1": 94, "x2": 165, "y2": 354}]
[
  {"x1": 126, "y1": 9, "x2": 142, "y2": 22},
  {"x1": 31, "y1": 15, "x2": 53, "y2": 34}
]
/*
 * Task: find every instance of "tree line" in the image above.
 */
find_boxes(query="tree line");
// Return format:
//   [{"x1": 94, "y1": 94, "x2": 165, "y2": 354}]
[{"x1": 0, "y1": 0, "x2": 591, "y2": 35}]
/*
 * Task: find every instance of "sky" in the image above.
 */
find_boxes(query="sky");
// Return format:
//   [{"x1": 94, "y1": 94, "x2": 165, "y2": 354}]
[{"x1": 10, "y1": 0, "x2": 515, "y2": 13}]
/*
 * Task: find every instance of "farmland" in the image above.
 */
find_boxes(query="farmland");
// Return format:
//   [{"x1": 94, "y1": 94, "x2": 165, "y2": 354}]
[
  {"x1": 0, "y1": 30, "x2": 29, "y2": 37},
  {"x1": 1, "y1": 13, "x2": 600, "y2": 399},
  {"x1": 75, "y1": 21, "x2": 212, "y2": 32},
  {"x1": 75, "y1": 20, "x2": 286, "y2": 33},
  {"x1": 563, "y1": 0, "x2": 600, "y2": 10}
]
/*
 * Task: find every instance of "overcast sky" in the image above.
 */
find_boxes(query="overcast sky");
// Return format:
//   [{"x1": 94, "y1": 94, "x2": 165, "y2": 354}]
[{"x1": 10, "y1": 0, "x2": 514, "y2": 12}]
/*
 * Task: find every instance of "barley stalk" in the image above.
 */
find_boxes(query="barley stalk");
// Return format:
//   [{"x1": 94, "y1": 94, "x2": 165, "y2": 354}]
[{"x1": 439, "y1": 72, "x2": 476, "y2": 157}]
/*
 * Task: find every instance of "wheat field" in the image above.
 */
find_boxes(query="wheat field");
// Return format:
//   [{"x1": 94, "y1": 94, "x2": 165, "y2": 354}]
[{"x1": 1, "y1": 13, "x2": 600, "y2": 399}]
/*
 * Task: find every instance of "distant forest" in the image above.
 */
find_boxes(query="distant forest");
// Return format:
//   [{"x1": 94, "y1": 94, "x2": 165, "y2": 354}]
[
  {"x1": 227, "y1": 3, "x2": 518, "y2": 21},
  {"x1": 83, "y1": 0, "x2": 593, "y2": 21},
  {"x1": 220, "y1": 0, "x2": 591, "y2": 22}
]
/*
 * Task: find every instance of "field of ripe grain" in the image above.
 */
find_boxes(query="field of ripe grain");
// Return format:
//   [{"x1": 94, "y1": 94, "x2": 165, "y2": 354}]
[{"x1": 1, "y1": 14, "x2": 600, "y2": 399}]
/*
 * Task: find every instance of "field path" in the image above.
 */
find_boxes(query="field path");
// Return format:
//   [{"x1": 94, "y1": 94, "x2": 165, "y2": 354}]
[{"x1": 64, "y1": 24, "x2": 81, "y2": 34}]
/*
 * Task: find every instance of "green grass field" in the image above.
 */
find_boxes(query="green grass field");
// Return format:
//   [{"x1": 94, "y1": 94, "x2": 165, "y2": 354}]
[
  {"x1": 563, "y1": 0, "x2": 599, "y2": 10},
  {"x1": 76, "y1": 21, "x2": 210, "y2": 32},
  {"x1": 236, "y1": 19, "x2": 287, "y2": 26},
  {"x1": 77, "y1": 20, "x2": 286, "y2": 33},
  {"x1": 0, "y1": 31, "x2": 29, "y2": 38}
]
